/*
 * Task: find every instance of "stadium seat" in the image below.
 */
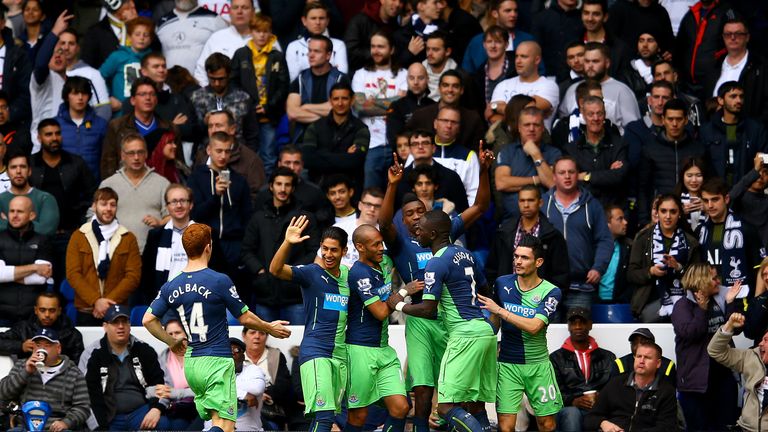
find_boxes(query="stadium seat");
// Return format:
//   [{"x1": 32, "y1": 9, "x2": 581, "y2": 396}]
[
  {"x1": 60, "y1": 279, "x2": 75, "y2": 302},
  {"x1": 591, "y1": 304, "x2": 634, "y2": 324},
  {"x1": 64, "y1": 303, "x2": 77, "y2": 324},
  {"x1": 131, "y1": 306, "x2": 149, "y2": 326},
  {"x1": 226, "y1": 310, "x2": 240, "y2": 325}
]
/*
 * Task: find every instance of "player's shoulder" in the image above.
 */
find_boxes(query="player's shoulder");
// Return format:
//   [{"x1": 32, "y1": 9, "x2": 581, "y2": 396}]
[
  {"x1": 348, "y1": 261, "x2": 371, "y2": 279},
  {"x1": 495, "y1": 273, "x2": 518, "y2": 287},
  {"x1": 535, "y1": 279, "x2": 561, "y2": 296}
]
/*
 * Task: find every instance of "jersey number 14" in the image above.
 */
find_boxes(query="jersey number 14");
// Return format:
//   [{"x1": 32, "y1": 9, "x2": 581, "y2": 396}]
[{"x1": 178, "y1": 303, "x2": 209, "y2": 342}]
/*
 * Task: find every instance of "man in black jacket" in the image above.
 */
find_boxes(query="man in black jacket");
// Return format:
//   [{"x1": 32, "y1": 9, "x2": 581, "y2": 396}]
[
  {"x1": 0, "y1": 23, "x2": 31, "y2": 127},
  {"x1": 701, "y1": 81, "x2": 768, "y2": 187},
  {"x1": 485, "y1": 185, "x2": 569, "y2": 289},
  {"x1": 584, "y1": 341, "x2": 679, "y2": 431},
  {"x1": 240, "y1": 167, "x2": 320, "y2": 324},
  {"x1": 386, "y1": 63, "x2": 436, "y2": 148},
  {"x1": 0, "y1": 196, "x2": 54, "y2": 325},
  {"x1": 609, "y1": 327, "x2": 677, "y2": 384},
  {"x1": 550, "y1": 307, "x2": 616, "y2": 432},
  {"x1": 80, "y1": 0, "x2": 138, "y2": 69},
  {"x1": 84, "y1": 305, "x2": 170, "y2": 430},
  {"x1": 0, "y1": 291, "x2": 83, "y2": 362},
  {"x1": 597, "y1": 205, "x2": 632, "y2": 304},
  {"x1": 301, "y1": 82, "x2": 369, "y2": 189},
  {"x1": 530, "y1": 0, "x2": 583, "y2": 80}
]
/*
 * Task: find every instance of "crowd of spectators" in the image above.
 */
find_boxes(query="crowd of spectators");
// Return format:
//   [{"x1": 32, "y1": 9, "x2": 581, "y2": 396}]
[{"x1": 0, "y1": 0, "x2": 764, "y2": 430}]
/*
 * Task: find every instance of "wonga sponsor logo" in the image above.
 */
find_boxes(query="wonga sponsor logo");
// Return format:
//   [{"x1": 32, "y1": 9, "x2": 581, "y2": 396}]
[
  {"x1": 504, "y1": 302, "x2": 536, "y2": 318},
  {"x1": 324, "y1": 293, "x2": 349, "y2": 312}
]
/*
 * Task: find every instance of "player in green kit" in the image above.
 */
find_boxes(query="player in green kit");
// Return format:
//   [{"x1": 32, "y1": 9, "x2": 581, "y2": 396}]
[
  {"x1": 478, "y1": 235, "x2": 562, "y2": 432},
  {"x1": 270, "y1": 216, "x2": 350, "y2": 432},
  {"x1": 345, "y1": 224, "x2": 424, "y2": 432},
  {"x1": 386, "y1": 210, "x2": 497, "y2": 432},
  {"x1": 142, "y1": 223, "x2": 291, "y2": 432}
]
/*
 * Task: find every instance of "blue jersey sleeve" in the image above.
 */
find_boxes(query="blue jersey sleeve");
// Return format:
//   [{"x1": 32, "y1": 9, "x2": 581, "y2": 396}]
[
  {"x1": 350, "y1": 267, "x2": 381, "y2": 306},
  {"x1": 291, "y1": 264, "x2": 314, "y2": 287},
  {"x1": 422, "y1": 258, "x2": 447, "y2": 301},
  {"x1": 149, "y1": 285, "x2": 170, "y2": 318},
  {"x1": 535, "y1": 287, "x2": 562, "y2": 324},
  {"x1": 219, "y1": 276, "x2": 249, "y2": 317},
  {"x1": 449, "y1": 215, "x2": 466, "y2": 241},
  {"x1": 472, "y1": 257, "x2": 487, "y2": 288}
]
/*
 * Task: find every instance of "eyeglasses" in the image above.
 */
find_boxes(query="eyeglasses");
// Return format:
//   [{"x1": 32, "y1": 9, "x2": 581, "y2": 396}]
[
  {"x1": 360, "y1": 201, "x2": 382, "y2": 210},
  {"x1": 409, "y1": 141, "x2": 432, "y2": 148},
  {"x1": 167, "y1": 199, "x2": 191, "y2": 206},
  {"x1": 723, "y1": 31, "x2": 748, "y2": 39},
  {"x1": 123, "y1": 149, "x2": 147, "y2": 156}
]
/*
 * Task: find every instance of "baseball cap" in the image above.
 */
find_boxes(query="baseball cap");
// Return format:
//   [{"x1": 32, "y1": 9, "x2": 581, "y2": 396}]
[
  {"x1": 103, "y1": 0, "x2": 125, "y2": 13},
  {"x1": 628, "y1": 328, "x2": 655, "y2": 342},
  {"x1": 229, "y1": 338, "x2": 246, "y2": 351},
  {"x1": 103, "y1": 305, "x2": 130, "y2": 323},
  {"x1": 32, "y1": 328, "x2": 60, "y2": 344},
  {"x1": 566, "y1": 307, "x2": 591, "y2": 322}
]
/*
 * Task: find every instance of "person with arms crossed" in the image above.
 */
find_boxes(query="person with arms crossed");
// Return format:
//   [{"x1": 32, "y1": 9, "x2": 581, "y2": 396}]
[
  {"x1": 345, "y1": 224, "x2": 421, "y2": 432},
  {"x1": 270, "y1": 218, "x2": 352, "y2": 432},
  {"x1": 477, "y1": 235, "x2": 562, "y2": 432},
  {"x1": 142, "y1": 223, "x2": 291, "y2": 432},
  {"x1": 380, "y1": 144, "x2": 494, "y2": 432}
]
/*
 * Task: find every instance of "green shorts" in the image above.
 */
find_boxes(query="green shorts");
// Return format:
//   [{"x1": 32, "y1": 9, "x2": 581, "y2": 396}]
[
  {"x1": 184, "y1": 355, "x2": 237, "y2": 422},
  {"x1": 347, "y1": 344, "x2": 407, "y2": 408},
  {"x1": 405, "y1": 315, "x2": 447, "y2": 389},
  {"x1": 496, "y1": 361, "x2": 562, "y2": 416},
  {"x1": 299, "y1": 357, "x2": 348, "y2": 415},
  {"x1": 436, "y1": 335, "x2": 497, "y2": 404}
]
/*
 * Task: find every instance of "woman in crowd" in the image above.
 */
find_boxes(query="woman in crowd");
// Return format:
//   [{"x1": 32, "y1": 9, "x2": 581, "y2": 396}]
[
  {"x1": 744, "y1": 257, "x2": 768, "y2": 342},
  {"x1": 673, "y1": 157, "x2": 707, "y2": 231},
  {"x1": 146, "y1": 129, "x2": 188, "y2": 184},
  {"x1": 673, "y1": 263, "x2": 741, "y2": 431},
  {"x1": 628, "y1": 194, "x2": 701, "y2": 322}
]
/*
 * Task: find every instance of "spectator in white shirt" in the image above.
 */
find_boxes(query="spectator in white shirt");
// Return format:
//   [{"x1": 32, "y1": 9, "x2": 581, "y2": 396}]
[{"x1": 285, "y1": 2, "x2": 348, "y2": 82}]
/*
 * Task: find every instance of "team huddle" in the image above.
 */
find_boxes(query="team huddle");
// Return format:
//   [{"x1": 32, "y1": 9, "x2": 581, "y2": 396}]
[{"x1": 142, "y1": 146, "x2": 565, "y2": 432}]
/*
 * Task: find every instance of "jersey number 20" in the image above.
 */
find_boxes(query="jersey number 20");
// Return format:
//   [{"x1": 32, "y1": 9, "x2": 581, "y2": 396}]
[{"x1": 177, "y1": 303, "x2": 209, "y2": 342}]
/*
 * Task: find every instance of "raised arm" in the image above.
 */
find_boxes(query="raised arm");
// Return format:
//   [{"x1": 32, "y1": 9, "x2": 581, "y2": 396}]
[
  {"x1": 379, "y1": 153, "x2": 403, "y2": 244},
  {"x1": 461, "y1": 140, "x2": 493, "y2": 227},
  {"x1": 269, "y1": 215, "x2": 311, "y2": 280}
]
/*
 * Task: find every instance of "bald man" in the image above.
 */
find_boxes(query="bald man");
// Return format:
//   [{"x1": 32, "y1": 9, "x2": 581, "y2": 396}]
[
  {"x1": 0, "y1": 195, "x2": 55, "y2": 325},
  {"x1": 386, "y1": 62, "x2": 437, "y2": 147},
  {"x1": 489, "y1": 41, "x2": 560, "y2": 129}
]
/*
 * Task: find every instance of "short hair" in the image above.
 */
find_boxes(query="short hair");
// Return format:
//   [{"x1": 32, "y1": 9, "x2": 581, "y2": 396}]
[
  {"x1": 62, "y1": 76, "x2": 93, "y2": 102},
  {"x1": 93, "y1": 187, "x2": 119, "y2": 204},
  {"x1": 582, "y1": 0, "x2": 607, "y2": 13},
  {"x1": 439, "y1": 69, "x2": 464, "y2": 87},
  {"x1": 141, "y1": 51, "x2": 165, "y2": 69},
  {"x1": 425, "y1": 30, "x2": 451, "y2": 49},
  {"x1": 575, "y1": 79, "x2": 602, "y2": 103},
  {"x1": 701, "y1": 177, "x2": 729, "y2": 197},
  {"x1": 4, "y1": 150, "x2": 29, "y2": 168},
  {"x1": 651, "y1": 59, "x2": 675, "y2": 77},
  {"x1": 130, "y1": 76, "x2": 157, "y2": 98},
  {"x1": 307, "y1": 34, "x2": 333, "y2": 53},
  {"x1": 649, "y1": 80, "x2": 675, "y2": 95},
  {"x1": 410, "y1": 128, "x2": 435, "y2": 142},
  {"x1": 165, "y1": 183, "x2": 193, "y2": 204},
  {"x1": 0, "y1": 90, "x2": 9, "y2": 105},
  {"x1": 396, "y1": 130, "x2": 412, "y2": 142},
  {"x1": 120, "y1": 132, "x2": 146, "y2": 150},
  {"x1": 584, "y1": 42, "x2": 610, "y2": 59},
  {"x1": 717, "y1": 80, "x2": 743, "y2": 98},
  {"x1": 321, "y1": 226, "x2": 348, "y2": 248},
  {"x1": 565, "y1": 40, "x2": 586, "y2": 52},
  {"x1": 330, "y1": 82, "x2": 354, "y2": 97},
  {"x1": 36, "y1": 291, "x2": 62, "y2": 307},
  {"x1": 518, "y1": 106, "x2": 544, "y2": 121},
  {"x1": 37, "y1": 118, "x2": 61, "y2": 133},
  {"x1": 437, "y1": 105, "x2": 461, "y2": 120},
  {"x1": 553, "y1": 155, "x2": 579, "y2": 171},
  {"x1": 724, "y1": 17, "x2": 750, "y2": 32},
  {"x1": 662, "y1": 98, "x2": 688, "y2": 116},
  {"x1": 279, "y1": 144, "x2": 302, "y2": 159},
  {"x1": 402, "y1": 192, "x2": 421, "y2": 207},
  {"x1": 205, "y1": 52, "x2": 232, "y2": 74},
  {"x1": 207, "y1": 109, "x2": 236, "y2": 127},
  {"x1": 269, "y1": 166, "x2": 298, "y2": 186},
  {"x1": 491, "y1": 0, "x2": 517, "y2": 10},
  {"x1": 209, "y1": 131, "x2": 234, "y2": 146},
  {"x1": 303, "y1": 1, "x2": 329, "y2": 17},
  {"x1": 59, "y1": 28, "x2": 79, "y2": 43},
  {"x1": 604, "y1": 204, "x2": 623, "y2": 220},
  {"x1": 681, "y1": 263, "x2": 716, "y2": 293},
  {"x1": 182, "y1": 223, "x2": 212, "y2": 259},
  {"x1": 581, "y1": 95, "x2": 605, "y2": 110},
  {"x1": 361, "y1": 187, "x2": 384, "y2": 200},
  {"x1": 483, "y1": 25, "x2": 508, "y2": 44},
  {"x1": 322, "y1": 174, "x2": 354, "y2": 193},
  {"x1": 636, "y1": 340, "x2": 662, "y2": 359},
  {"x1": 518, "y1": 184, "x2": 541, "y2": 199},
  {"x1": 517, "y1": 234, "x2": 544, "y2": 259},
  {"x1": 126, "y1": 16, "x2": 155, "y2": 39},
  {"x1": 408, "y1": 164, "x2": 438, "y2": 187},
  {"x1": 249, "y1": 12, "x2": 272, "y2": 31}
]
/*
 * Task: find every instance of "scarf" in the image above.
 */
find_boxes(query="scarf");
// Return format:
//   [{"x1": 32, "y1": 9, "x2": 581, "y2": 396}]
[
  {"x1": 631, "y1": 58, "x2": 653, "y2": 84},
  {"x1": 568, "y1": 108, "x2": 583, "y2": 143},
  {"x1": 107, "y1": 14, "x2": 129, "y2": 46},
  {"x1": 411, "y1": 14, "x2": 441, "y2": 37},
  {"x1": 248, "y1": 36, "x2": 278, "y2": 107},
  {"x1": 698, "y1": 210, "x2": 749, "y2": 290},
  {"x1": 155, "y1": 220, "x2": 193, "y2": 280},
  {"x1": 680, "y1": 192, "x2": 706, "y2": 231},
  {"x1": 652, "y1": 223, "x2": 689, "y2": 316},
  {"x1": 92, "y1": 216, "x2": 119, "y2": 280}
]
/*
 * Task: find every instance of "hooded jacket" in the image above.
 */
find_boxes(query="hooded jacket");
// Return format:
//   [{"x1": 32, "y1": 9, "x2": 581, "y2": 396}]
[
  {"x1": 637, "y1": 131, "x2": 706, "y2": 225},
  {"x1": 549, "y1": 336, "x2": 616, "y2": 406},
  {"x1": 700, "y1": 111, "x2": 768, "y2": 184},
  {"x1": 543, "y1": 186, "x2": 614, "y2": 286},
  {"x1": 708, "y1": 327, "x2": 768, "y2": 432},
  {"x1": 485, "y1": 211, "x2": 569, "y2": 290},
  {"x1": 188, "y1": 165, "x2": 252, "y2": 241},
  {"x1": 231, "y1": 36, "x2": 290, "y2": 125}
]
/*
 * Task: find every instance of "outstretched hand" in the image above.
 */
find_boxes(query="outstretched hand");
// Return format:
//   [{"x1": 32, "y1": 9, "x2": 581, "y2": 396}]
[
  {"x1": 268, "y1": 320, "x2": 292, "y2": 338},
  {"x1": 478, "y1": 140, "x2": 495, "y2": 172},
  {"x1": 285, "y1": 215, "x2": 311, "y2": 244},
  {"x1": 388, "y1": 152, "x2": 404, "y2": 184},
  {"x1": 52, "y1": 10, "x2": 75, "y2": 36},
  {"x1": 477, "y1": 294, "x2": 503, "y2": 315}
]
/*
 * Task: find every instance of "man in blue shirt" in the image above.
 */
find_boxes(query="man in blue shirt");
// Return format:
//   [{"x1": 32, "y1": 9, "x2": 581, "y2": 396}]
[{"x1": 143, "y1": 223, "x2": 291, "y2": 432}]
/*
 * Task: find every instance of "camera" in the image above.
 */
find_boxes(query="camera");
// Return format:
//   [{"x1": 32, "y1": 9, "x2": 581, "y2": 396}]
[
  {"x1": 220, "y1": 169, "x2": 230, "y2": 183},
  {"x1": 34, "y1": 349, "x2": 47, "y2": 371},
  {"x1": 761, "y1": 154, "x2": 768, "y2": 165}
]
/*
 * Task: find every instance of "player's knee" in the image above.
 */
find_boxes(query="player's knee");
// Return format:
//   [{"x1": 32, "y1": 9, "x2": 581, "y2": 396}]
[
  {"x1": 497, "y1": 414, "x2": 516, "y2": 432},
  {"x1": 390, "y1": 399, "x2": 410, "y2": 418},
  {"x1": 347, "y1": 407, "x2": 368, "y2": 425},
  {"x1": 536, "y1": 415, "x2": 556, "y2": 432}
]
